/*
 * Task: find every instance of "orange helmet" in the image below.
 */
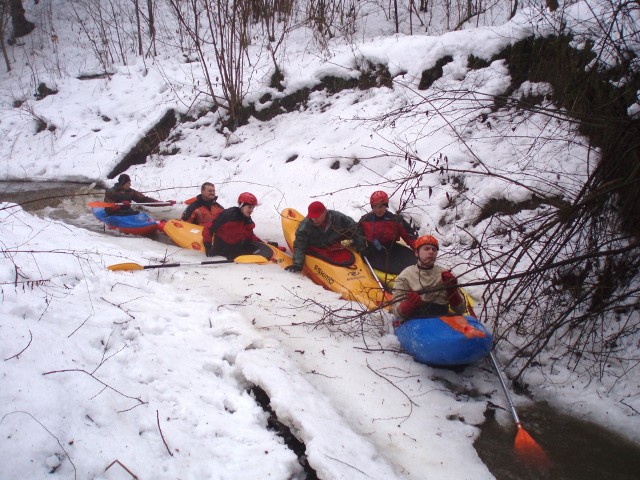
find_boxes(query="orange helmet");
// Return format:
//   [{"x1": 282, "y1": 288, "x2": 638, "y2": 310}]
[
  {"x1": 415, "y1": 235, "x2": 439, "y2": 251},
  {"x1": 370, "y1": 191, "x2": 389, "y2": 206},
  {"x1": 238, "y1": 192, "x2": 258, "y2": 206}
]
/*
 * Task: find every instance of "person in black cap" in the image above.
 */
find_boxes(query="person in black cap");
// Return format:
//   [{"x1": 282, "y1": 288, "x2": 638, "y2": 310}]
[{"x1": 104, "y1": 174, "x2": 171, "y2": 215}]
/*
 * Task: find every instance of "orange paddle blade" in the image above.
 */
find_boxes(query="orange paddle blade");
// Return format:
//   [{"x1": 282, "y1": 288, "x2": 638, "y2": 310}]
[
  {"x1": 515, "y1": 425, "x2": 552, "y2": 468},
  {"x1": 234, "y1": 255, "x2": 269, "y2": 264},
  {"x1": 108, "y1": 263, "x2": 145, "y2": 271},
  {"x1": 439, "y1": 315, "x2": 487, "y2": 339}
]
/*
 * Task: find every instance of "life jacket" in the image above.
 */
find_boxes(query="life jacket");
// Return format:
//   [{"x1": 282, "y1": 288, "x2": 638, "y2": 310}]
[
  {"x1": 181, "y1": 194, "x2": 224, "y2": 225},
  {"x1": 203, "y1": 207, "x2": 262, "y2": 257},
  {"x1": 358, "y1": 211, "x2": 417, "y2": 249}
]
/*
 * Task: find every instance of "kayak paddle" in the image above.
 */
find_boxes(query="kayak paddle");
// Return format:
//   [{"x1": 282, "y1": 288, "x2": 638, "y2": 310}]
[
  {"x1": 467, "y1": 305, "x2": 550, "y2": 467},
  {"x1": 88, "y1": 201, "x2": 178, "y2": 208},
  {"x1": 108, "y1": 254, "x2": 269, "y2": 271},
  {"x1": 489, "y1": 351, "x2": 551, "y2": 467}
]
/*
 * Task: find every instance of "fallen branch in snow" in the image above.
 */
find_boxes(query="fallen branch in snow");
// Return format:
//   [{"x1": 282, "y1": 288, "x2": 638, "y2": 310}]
[
  {"x1": 285, "y1": 289, "x2": 388, "y2": 339},
  {"x1": 67, "y1": 315, "x2": 92, "y2": 338},
  {"x1": 3, "y1": 329, "x2": 32, "y2": 360},
  {"x1": 366, "y1": 359, "x2": 417, "y2": 425},
  {"x1": 1, "y1": 411, "x2": 77, "y2": 479},
  {"x1": 42, "y1": 368, "x2": 146, "y2": 411},
  {"x1": 322, "y1": 453, "x2": 372, "y2": 477},
  {"x1": 101, "y1": 296, "x2": 138, "y2": 321},
  {"x1": 620, "y1": 399, "x2": 640, "y2": 416},
  {"x1": 104, "y1": 459, "x2": 139, "y2": 479},
  {"x1": 156, "y1": 410, "x2": 174, "y2": 456}
]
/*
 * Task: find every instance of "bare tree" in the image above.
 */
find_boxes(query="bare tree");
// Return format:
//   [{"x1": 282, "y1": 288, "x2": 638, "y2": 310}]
[
  {"x1": 167, "y1": 0, "x2": 266, "y2": 128},
  {"x1": 0, "y1": 0, "x2": 11, "y2": 71},
  {"x1": 9, "y1": 0, "x2": 34, "y2": 38}
]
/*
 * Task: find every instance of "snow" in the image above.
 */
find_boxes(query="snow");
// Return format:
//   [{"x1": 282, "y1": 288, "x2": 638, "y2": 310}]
[{"x1": 1, "y1": 1, "x2": 639, "y2": 479}]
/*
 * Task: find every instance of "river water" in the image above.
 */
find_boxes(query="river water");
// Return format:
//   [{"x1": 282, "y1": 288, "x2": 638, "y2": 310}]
[
  {"x1": 474, "y1": 402, "x2": 640, "y2": 479},
  {"x1": 0, "y1": 180, "x2": 174, "y2": 245},
  {"x1": 2, "y1": 181, "x2": 640, "y2": 480}
]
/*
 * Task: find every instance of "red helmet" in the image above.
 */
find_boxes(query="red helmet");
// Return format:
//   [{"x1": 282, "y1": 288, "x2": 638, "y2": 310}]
[
  {"x1": 370, "y1": 191, "x2": 389, "y2": 206},
  {"x1": 415, "y1": 235, "x2": 439, "y2": 251},
  {"x1": 238, "y1": 192, "x2": 258, "y2": 206}
]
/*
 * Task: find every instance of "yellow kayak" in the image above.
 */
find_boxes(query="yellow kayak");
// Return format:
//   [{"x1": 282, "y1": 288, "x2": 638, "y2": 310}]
[
  {"x1": 160, "y1": 219, "x2": 292, "y2": 267},
  {"x1": 281, "y1": 208, "x2": 390, "y2": 311}
]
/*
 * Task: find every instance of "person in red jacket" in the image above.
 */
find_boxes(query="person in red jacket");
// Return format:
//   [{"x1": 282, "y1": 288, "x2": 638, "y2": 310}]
[
  {"x1": 202, "y1": 192, "x2": 264, "y2": 259},
  {"x1": 357, "y1": 191, "x2": 417, "y2": 274},
  {"x1": 181, "y1": 182, "x2": 224, "y2": 225}
]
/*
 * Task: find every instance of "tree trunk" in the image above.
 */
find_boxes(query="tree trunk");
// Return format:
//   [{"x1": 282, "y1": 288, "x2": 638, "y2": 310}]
[{"x1": 10, "y1": 0, "x2": 35, "y2": 38}]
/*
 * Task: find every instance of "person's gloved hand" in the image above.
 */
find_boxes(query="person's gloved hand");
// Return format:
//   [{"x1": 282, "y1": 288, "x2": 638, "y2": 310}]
[
  {"x1": 122, "y1": 200, "x2": 131, "y2": 207},
  {"x1": 204, "y1": 243, "x2": 215, "y2": 257},
  {"x1": 285, "y1": 264, "x2": 302, "y2": 273},
  {"x1": 441, "y1": 271, "x2": 458, "y2": 290},
  {"x1": 399, "y1": 291, "x2": 422, "y2": 317},
  {"x1": 277, "y1": 246, "x2": 286, "y2": 252},
  {"x1": 167, "y1": 200, "x2": 176, "y2": 206},
  {"x1": 441, "y1": 271, "x2": 464, "y2": 307}
]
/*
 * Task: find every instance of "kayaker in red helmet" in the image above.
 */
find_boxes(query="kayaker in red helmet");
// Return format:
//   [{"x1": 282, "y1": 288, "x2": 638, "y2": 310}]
[
  {"x1": 285, "y1": 201, "x2": 365, "y2": 272},
  {"x1": 202, "y1": 192, "x2": 264, "y2": 259},
  {"x1": 391, "y1": 235, "x2": 466, "y2": 322},
  {"x1": 357, "y1": 190, "x2": 418, "y2": 274}
]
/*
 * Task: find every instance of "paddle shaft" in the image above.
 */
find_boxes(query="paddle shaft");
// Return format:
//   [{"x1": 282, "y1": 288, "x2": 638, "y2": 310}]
[
  {"x1": 141, "y1": 259, "x2": 234, "y2": 270},
  {"x1": 489, "y1": 351, "x2": 521, "y2": 426},
  {"x1": 108, "y1": 254, "x2": 269, "y2": 271},
  {"x1": 89, "y1": 201, "x2": 176, "y2": 208}
]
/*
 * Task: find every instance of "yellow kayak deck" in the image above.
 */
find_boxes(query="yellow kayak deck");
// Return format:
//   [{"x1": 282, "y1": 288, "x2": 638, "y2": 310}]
[
  {"x1": 161, "y1": 219, "x2": 292, "y2": 267},
  {"x1": 281, "y1": 208, "x2": 390, "y2": 311}
]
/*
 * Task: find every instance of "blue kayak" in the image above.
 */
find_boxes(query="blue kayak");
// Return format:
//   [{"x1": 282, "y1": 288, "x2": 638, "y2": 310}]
[
  {"x1": 92, "y1": 208, "x2": 158, "y2": 236},
  {"x1": 395, "y1": 315, "x2": 493, "y2": 366}
]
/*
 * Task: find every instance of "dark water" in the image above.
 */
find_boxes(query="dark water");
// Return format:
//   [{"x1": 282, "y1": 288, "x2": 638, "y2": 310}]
[
  {"x1": 0, "y1": 180, "x2": 108, "y2": 229},
  {"x1": 475, "y1": 402, "x2": 640, "y2": 480},
  {"x1": 0, "y1": 180, "x2": 174, "y2": 245}
]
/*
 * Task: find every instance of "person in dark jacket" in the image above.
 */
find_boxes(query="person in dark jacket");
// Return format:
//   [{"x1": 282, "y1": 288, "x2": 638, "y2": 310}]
[
  {"x1": 181, "y1": 182, "x2": 224, "y2": 225},
  {"x1": 357, "y1": 190, "x2": 418, "y2": 274},
  {"x1": 104, "y1": 174, "x2": 171, "y2": 215},
  {"x1": 202, "y1": 192, "x2": 263, "y2": 259},
  {"x1": 285, "y1": 201, "x2": 365, "y2": 272}
]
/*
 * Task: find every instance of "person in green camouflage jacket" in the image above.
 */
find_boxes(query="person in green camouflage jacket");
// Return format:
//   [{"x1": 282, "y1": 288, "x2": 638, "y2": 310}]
[{"x1": 285, "y1": 201, "x2": 365, "y2": 272}]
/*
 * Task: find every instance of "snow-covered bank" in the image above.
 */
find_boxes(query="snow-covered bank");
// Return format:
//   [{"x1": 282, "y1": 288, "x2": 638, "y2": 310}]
[
  {"x1": 1, "y1": 204, "x2": 495, "y2": 479},
  {"x1": 2, "y1": 1, "x2": 640, "y2": 478}
]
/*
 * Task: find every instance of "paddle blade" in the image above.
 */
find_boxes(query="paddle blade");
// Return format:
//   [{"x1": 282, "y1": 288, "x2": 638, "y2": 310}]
[
  {"x1": 234, "y1": 255, "x2": 269, "y2": 264},
  {"x1": 88, "y1": 201, "x2": 115, "y2": 208},
  {"x1": 107, "y1": 262, "x2": 144, "y2": 271},
  {"x1": 515, "y1": 425, "x2": 552, "y2": 468}
]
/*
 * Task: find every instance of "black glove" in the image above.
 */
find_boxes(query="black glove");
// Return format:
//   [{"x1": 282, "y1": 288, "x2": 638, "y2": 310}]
[
  {"x1": 204, "y1": 243, "x2": 215, "y2": 257},
  {"x1": 285, "y1": 264, "x2": 302, "y2": 273}
]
